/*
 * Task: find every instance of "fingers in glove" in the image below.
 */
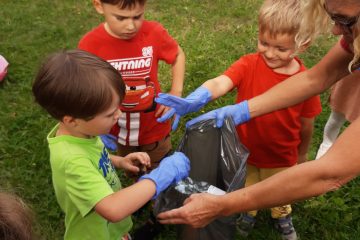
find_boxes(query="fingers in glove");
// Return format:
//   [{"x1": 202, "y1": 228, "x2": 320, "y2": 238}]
[
  {"x1": 157, "y1": 108, "x2": 176, "y2": 122},
  {"x1": 171, "y1": 114, "x2": 181, "y2": 131}
]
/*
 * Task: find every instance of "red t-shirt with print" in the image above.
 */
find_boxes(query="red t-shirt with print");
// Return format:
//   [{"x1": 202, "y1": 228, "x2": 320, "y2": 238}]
[
  {"x1": 224, "y1": 53, "x2": 322, "y2": 168},
  {"x1": 79, "y1": 21, "x2": 179, "y2": 146}
]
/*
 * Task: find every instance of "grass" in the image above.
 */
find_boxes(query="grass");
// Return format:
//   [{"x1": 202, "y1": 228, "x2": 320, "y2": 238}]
[{"x1": 0, "y1": 0, "x2": 359, "y2": 239}]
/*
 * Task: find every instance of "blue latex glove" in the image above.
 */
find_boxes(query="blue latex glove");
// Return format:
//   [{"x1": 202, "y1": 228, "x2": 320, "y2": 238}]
[
  {"x1": 155, "y1": 86, "x2": 212, "y2": 130},
  {"x1": 186, "y1": 100, "x2": 250, "y2": 128},
  {"x1": 139, "y1": 152, "x2": 190, "y2": 199},
  {"x1": 100, "y1": 134, "x2": 118, "y2": 152}
]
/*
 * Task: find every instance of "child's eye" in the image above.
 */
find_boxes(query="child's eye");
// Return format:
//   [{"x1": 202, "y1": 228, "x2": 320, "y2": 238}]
[
  {"x1": 116, "y1": 16, "x2": 125, "y2": 21},
  {"x1": 134, "y1": 14, "x2": 143, "y2": 20},
  {"x1": 278, "y1": 48, "x2": 288, "y2": 52},
  {"x1": 260, "y1": 41, "x2": 268, "y2": 46}
]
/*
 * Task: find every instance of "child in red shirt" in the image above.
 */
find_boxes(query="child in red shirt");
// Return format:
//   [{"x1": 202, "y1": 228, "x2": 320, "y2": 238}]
[
  {"x1": 155, "y1": 0, "x2": 321, "y2": 239},
  {"x1": 79, "y1": 0, "x2": 185, "y2": 170}
]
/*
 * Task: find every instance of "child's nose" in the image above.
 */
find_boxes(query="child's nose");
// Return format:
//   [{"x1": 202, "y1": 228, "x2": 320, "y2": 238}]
[{"x1": 126, "y1": 19, "x2": 136, "y2": 31}]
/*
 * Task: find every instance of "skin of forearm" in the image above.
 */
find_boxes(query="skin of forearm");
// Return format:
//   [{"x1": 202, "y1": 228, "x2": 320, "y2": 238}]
[
  {"x1": 219, "y1": 119, "x2": 360, "y2": 217},
  {"x1": 170, "y1": 47, "x2": 185, "y2": 97},
  {"x1": 219, "y1": 161, "x2": 340, "y2": 216},
  {"x1": 202, "y1": 75, "x2": 234, "y2": 99},
  {"x1": 95, "y1": 179, "x2": 156, "y2": 222},
  {"x1": 248, "y1": 70, "x2": 324, "y2": 119}
]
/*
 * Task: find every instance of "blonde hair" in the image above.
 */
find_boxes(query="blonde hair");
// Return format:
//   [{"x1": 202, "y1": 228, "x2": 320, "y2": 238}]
[
  {"x1": 259, "y1": 0, "x2": 303, "y2": 38},
  {"x1": 296, "y1": 0, "x2": 360, "y2": 70},
  {"x1": 351, "y1": 22, "x2": 360, "y2": 68}
]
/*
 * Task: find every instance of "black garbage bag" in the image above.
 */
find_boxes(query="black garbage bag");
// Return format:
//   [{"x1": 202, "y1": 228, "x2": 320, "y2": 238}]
[{"x1": 154, "y1": 117, "x2": 249, "y2": 240}]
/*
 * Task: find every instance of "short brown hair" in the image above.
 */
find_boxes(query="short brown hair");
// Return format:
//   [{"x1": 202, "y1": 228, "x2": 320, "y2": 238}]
[
  {"x1": 0, "y1": 192, "x2": 34, "y2": 240},
  {"x1": 100, "y1": 0, "x2": 146, "y2": 9},
  {"x1": 32, "y1": 49, "x2": 125, "y2": 120}
]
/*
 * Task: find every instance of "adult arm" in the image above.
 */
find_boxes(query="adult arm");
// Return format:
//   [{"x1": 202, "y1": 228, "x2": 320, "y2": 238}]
[
  {"x1": 157, "y1": 118, "x2": 360, "y2": 227},
  {"x1": 248, "y1": 40, "x2": 353, "y2": 118},
  {"x1": 297, "y1": 117, "x2": 315, "y2": 164}
]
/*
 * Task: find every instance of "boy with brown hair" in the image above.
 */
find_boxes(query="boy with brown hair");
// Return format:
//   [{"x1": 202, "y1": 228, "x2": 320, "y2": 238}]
[
  {"x1": 155, "y1": 0, "x2": 322, "y2": 239},
  {"x1": 32, "y1": 49, "x2": 189, "y2": 240},
  {"x1": 78, "y1": 0, "x2": 185, "y2": 171}
]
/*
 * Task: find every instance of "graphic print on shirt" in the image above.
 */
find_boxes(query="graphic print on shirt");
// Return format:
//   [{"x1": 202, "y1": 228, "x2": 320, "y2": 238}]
[
  {"x1": 98, "y1": 148, "x2": 119, "y2": 187},
  {"x1": 108, "y1": 46, "x2": 155, "y2": 146}
]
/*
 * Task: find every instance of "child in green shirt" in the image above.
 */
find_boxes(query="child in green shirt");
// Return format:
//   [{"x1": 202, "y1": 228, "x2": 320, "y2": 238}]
[{"x1": 32, "y1": 49, "x2": 189, "y2": 240}]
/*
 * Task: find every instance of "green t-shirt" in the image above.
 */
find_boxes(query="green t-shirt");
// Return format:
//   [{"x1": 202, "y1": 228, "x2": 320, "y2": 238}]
[{"x1": 47, "y1": 124, "x2": 132, "y2": 240}]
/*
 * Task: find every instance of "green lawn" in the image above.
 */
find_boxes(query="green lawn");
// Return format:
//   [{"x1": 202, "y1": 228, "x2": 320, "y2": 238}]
[{"x1": 0, "y1": 0, "x2": 359, "y2": 239}]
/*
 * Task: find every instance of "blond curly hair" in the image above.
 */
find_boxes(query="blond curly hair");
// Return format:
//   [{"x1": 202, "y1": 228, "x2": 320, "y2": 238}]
[
  {"x1": 259, "y1": 0, "x2": 303, "y2": 38},
  {"x1": 296, "y1": 0, "x2": 360, "y2": 70}
]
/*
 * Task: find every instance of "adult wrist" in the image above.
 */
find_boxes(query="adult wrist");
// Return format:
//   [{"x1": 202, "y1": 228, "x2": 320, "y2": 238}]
[{"x1": 217, "y1": 194, "x2": 234, "y2": 217}]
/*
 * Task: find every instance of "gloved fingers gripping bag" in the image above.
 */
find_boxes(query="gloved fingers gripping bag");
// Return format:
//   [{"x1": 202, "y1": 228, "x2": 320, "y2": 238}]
[{"x1": 154, "y1": 117, "x2": 249, "y2": 240}]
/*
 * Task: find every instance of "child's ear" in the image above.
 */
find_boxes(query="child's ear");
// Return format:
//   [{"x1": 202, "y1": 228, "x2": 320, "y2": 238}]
[
  {"x1": 298, "y1": 41, "x2": 311, "y2": 53},
  {"x1": 93, "y1": 0, "x2": 104, "y2": 14},
  {"x1": 62, "y1": 115, "x2": 78, "y2": 127}
]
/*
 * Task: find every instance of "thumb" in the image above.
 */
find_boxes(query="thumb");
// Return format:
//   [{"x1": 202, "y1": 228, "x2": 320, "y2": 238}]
[
  {"x1": 157, "y1": 108, "x2": 176, "y2": 122},
  {"x1": 215, "y1": 110, "x2": 225, "y2": 128}
]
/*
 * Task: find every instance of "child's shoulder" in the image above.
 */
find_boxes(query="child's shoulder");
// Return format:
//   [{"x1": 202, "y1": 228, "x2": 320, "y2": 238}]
[
  {"x1": 78, "y1": 23, "x2": 105, "y2": 47},
  {"x1": 232, "y1": 52, "x2": 262, "y2": 66},
  {"x1": 141, "y1": 20, "x2": 168, "y2": 34}
]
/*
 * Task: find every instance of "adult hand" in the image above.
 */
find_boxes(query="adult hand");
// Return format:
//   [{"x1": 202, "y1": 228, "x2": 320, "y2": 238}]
[
  {"x1": 155, "y1": 87, "x2": 212, "y2": 130},
  {"x1": 113, "y1": 152, "x2": 150, "y2": 173},
  {"x1": 100, "y1": 134, "x2": 118, "y2": 152},
  {"x1": 186, "y1": 100, "x2": 250, "y2": 128},
  {"x1": 139, "y1": 152, "x2": 190, "y2": 198},
  {"x1": 157, "y1": 193, "x2": 223, "y2": 228}
]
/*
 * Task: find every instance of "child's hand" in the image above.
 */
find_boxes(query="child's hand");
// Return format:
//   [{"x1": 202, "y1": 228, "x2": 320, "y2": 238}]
[
  {"x1": 111, "y1": 152, "x2": 150, "y2": 174},
  {"x1": 139, "y1": 152, "x2": 190, "y2": 199},
  {"x1": 155, "y1": 104, "x2": 171, "y2": 118}
]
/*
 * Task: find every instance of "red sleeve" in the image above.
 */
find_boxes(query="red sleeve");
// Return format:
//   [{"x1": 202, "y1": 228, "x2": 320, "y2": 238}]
[
  {"x1": 300, "y1": 95, "x2": 322, "y2": 118},
  {"x1": 78, "y1": 30, "x2": 98, "y2": 53},
  {"x1": 156, "y1": 24, "x2": 179, "y2": 64},
  {"x1": 223, "y1": 56, "x2": 251, "y2": 86}
]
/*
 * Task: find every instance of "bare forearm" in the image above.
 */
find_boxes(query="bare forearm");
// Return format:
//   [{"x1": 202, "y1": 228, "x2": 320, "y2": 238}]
[
  {"x1": 95, "y1": 179, "x2": 156, "y2": 222},
  {"x1": 220, "y1": 119, "x2": 360, "y2": 216},
  {"x1": 220, "y1": 161, "x2": 335, "y2": 216},
  {"x1": 202, "y1": 75, "x2": 234, "y2": 99},
  {"x1": 170, "y1": 47, "x2": 185, "y2": 97}
]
